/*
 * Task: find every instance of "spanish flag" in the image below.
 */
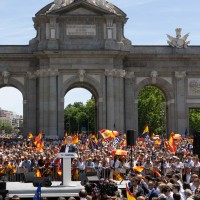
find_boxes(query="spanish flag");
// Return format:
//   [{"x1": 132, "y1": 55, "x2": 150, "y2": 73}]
[
  {"x1": 142, "y1": 124, "x2": 149, "y2": 135},
  {"x1": 57, "y1": 168, "x2": 62, "y2": 176},
  {"x1": 126, "y1": 184, "x2": 136, "y2": 200},
  {"x1": 168, "y1": 132, "x2": 176, "y2": 153},
  {"x1": 34, "y1": 131, "x2": 43, "y2": 145},
  {"x1": 99, "y1": 129, "x2": 116, "y2": 140},
  {"x1": 36, "y1": 169, "x2": 42, "y2": 178},
  {"x1": 36, "y1": 141, "x2": 44, "y2": 152},
  {"x1": 71, "y1": 135, "x2": 79, "y2": 144},
  {"x1": 28, "y1": 132, "x2": 34, "y2": 139},
  {"x1": 113, "y1": 170, "x2": 123, "y2": 181},
  {"x1": 133, "y1": 166, "x2": 144, "y2": 173}
]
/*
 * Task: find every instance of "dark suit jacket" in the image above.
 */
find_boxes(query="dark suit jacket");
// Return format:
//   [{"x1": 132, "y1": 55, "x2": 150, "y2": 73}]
[
  {"x1": 148, "y1": 189, "x2": 159, "y2": 200},
  {"x1": 59, "y1": 144, "x2": 77, "y2": 153}
]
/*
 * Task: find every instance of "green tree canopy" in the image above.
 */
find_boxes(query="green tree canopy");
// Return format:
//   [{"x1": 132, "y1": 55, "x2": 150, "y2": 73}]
[
  {"x1": 189, "y1": 108, "x2": 200, "y2": 134},
  {"x1": 138, "y1": 86, "x2": 166, "y2": 136},
  {"x1": 64, "y1": 98, "x2": 95, "y2": 133}
]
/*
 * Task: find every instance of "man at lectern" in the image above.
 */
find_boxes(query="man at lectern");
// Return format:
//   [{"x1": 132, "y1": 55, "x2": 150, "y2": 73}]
[
  {"x1": 60, "y1": 136, "x2": 77, "y2": 153},
  {"x1": 59, "y1": 136, "x2": 77, "y2": 185}
]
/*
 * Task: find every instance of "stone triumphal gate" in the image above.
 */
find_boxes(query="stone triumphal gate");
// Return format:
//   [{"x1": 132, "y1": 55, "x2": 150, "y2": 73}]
[{"x1": 0, "y1": 0, "x2": 200, "y2": 138}]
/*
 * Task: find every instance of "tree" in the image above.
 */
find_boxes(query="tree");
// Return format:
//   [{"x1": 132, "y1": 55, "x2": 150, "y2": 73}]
[
  {"x1": 64, "y1": 98, "x2": 95, "y2": 133},
  {"x1": 189, "y1": 108, "x2": 200, "y2": 134},
  {"x1": 0, "y1": 121, "x2": 13, "y2": 134},
  {"x1": 138, "y1": 86, "x2": 166, "y2": 136}
]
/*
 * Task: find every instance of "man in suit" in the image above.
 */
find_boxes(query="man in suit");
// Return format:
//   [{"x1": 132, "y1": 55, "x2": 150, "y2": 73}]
[
  {"x1": 59, "y1": 136, "x2": 77, "y2": 185},
  {"x1": 60, "y1": 136, "x2": 77, "y2": 153},
  {"x1": 147, "y1": 181, "x2": 159, "y2": 200}
]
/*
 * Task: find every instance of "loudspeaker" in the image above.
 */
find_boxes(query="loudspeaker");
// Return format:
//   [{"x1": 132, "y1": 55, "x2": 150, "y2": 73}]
[
  {"x1": 193, "y1": 131, "x2": 200, "y2": 155},
  {"x1": 0, "y1": 181, "x2": 6, "y2": 190},
  {"x1": 126, "y1": 130, "x2": 136, "y2": 146},
  {"x1": 24, "y1": 172, "x2": 35, "y2": 183},
  {"x1": 33, "y1": 177, "x2": 52, "y2": 187},
  {"x1": 0, "y1": 190, "x2": 8, "y2": 198}
]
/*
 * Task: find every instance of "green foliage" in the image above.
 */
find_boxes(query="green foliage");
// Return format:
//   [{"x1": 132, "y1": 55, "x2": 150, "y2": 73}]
[
  {"x1": 64, "y1": 98, "x2": 95, "y2": 133},
  {"x1": 189, "y1": 108, "x2": 200, "y2": 133},
  {"x1": 0, "y1": 121, "x2": 13, "y2": 134},
  {"x1": 138, "y1": 86, "x2": 166, "y2": 136}
]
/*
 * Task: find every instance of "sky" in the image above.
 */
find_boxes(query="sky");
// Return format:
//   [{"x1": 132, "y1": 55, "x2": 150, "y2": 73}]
[{"x1": 0, "y1": 0, "x2": 200, "y2": 115}]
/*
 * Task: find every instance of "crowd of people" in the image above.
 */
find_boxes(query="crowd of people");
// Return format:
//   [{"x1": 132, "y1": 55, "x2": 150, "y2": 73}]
[{"x1": 0, "y1": 132, "x2": 199, "y2": 200}]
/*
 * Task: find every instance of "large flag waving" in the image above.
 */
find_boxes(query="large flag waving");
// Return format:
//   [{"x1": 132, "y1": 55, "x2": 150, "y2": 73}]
[
  {"x1": 168, "y1": 132, "x2": 176, "y2": 153},
  {"x1": 99, "y1": 129, "x2": 118, "y2": 140}
]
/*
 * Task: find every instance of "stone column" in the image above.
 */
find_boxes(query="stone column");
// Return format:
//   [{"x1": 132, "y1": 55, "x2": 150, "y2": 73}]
[
  {"x1": 105, "y1": 69, "x2": 115, "y2": 130},
  {"x1": 26, "y1": 72, "x2": 37, "y2": 134},
  {"x1": 166, "y1": 99, "x2": 175, "y2": 135},
  {"x1": 124, "y1": 72, "x2": 135, "y2": 131},
  {"x1": 175, "y1": 71, "x2": 187, "y2": 134},
  {"x1": 114, "y1": 69, "x2": 126, "y2": 133},
  {"x1": 48, "y1": 69, "x2": 59, "y2": 136},
  {"x1": 36, "y1": 69, "x2": 50, "y2": 134}
]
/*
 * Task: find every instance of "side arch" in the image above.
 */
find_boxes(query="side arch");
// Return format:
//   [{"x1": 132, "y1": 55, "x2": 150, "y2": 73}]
[
  {"x1": 0, "y1": 77, "x2": 26, "y2": 99},
  {"x1": 135, "y1": 77, "x2": 174, "y2": 101},
  {"x1": 134, "y1": 77, "x2": 175, "y2": 136}
]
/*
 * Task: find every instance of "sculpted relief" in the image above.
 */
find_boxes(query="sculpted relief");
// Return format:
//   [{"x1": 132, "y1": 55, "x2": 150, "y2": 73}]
[
  {"x1": 167, "y1": 28, "x2": 190, "y2": 48},
  {"x1": 188, "y1": 79, "x2": 200, "y2": 96}
]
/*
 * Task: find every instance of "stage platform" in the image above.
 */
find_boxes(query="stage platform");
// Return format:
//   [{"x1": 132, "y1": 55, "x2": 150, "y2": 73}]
[
  {"x1": 6, "y1": 181, "x2": 84, "y2": 199},
  {"x1": 5, "y1": 180, "x2": 128, "y2": 199}
]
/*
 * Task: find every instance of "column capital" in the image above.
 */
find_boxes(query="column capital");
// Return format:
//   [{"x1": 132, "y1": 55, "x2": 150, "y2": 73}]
[
  {"x1": 175, "y1": 71, "x2": 186, "y2": 79},
  {"x1": 125, "y1": 71, "x2": 135, "y2": 79}
]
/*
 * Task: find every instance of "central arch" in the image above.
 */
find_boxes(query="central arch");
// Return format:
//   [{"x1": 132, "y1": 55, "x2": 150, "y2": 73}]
[
  {"x1": 60, "y1": 75, "x2": 104, "y2": 137},
  {"x1": 65, "y1": 83, "x2": 99, "y2": 134}
]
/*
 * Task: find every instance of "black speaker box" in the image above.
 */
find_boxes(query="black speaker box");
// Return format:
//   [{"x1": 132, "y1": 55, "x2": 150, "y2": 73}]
[
  {"x1": 0, "y1": 181, "x2": 6, "y2": 190},
  {"x1": 33, "y1": 177, "x2": 52, "y2": 187},
  {"x1": 0, "y1": 189, "x2": 8, "y2": 198},
  {"x1": 126, "y1": 130, "x2": 136, "y2": 146},
  {"x1": 24, "y1": 172, "x2": 35, "y2": 183},
  {"x1": 193, "y1": 131, "x2": 200, "y2": 155}
]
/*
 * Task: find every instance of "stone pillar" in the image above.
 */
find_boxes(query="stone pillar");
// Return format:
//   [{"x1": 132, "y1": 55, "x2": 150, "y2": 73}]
[
  {"x1": 48, "y1": 69, "x2": 59, "y2": 136},
  {"x1": 124, "y1": 72, "x2": 135, "y2": 131},
  {"x1": 175, "y1": 71, "x2": 187, "y2": 134},
  {"x1": 166, "y1": 99, "x2": 175, "y2": 135},
  {"x1": 105, "y1": 69, "x2": 115, "y2": 130},
  {"x1": 36, "y1": 69, "x2": 49, "y2": 134},
  {"x1": 26, "y1": 72, "x2": 37, "y2": 134},
  {"x1": 114, "y1": 69, "x2": 126, "y2": 133}
]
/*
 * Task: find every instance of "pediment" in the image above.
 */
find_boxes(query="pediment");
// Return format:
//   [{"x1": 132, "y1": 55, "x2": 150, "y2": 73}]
[
  {"x1": 65, "y1": 7, "x2": 98, "y2": 15},
  {"x1": 47, "y1": 1, "x2": 118, "y2": 16}
]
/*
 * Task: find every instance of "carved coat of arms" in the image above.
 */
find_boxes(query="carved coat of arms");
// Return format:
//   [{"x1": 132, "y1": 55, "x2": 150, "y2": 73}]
[{"x1": 167, "y1": 28, "x2": 190, "y2": 48}]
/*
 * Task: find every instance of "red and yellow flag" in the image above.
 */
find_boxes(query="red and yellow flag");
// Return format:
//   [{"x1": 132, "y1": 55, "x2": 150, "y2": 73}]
[
  {"x1": 36, "y1": 141, "x2": 44, "y2": 152},
  {"x1": 28, "y1": 132, "x2": 34, "y2": 139},
  {"x1": 57, "y1": 168, "x2": 62, "y2": 176},
  {"x1": 133, "y1": 166, "x2": 144, "y2": 173},
  {"x1": 71, "y1": 135, "x2": 79, "y2": 144},
  {"x1": 36, "y1": 169, "x2": 42, "y2": 178},
  {"x1": 34, "y1": 131, "x2": 43, "y2": 145},
  {"x1": 99, "y1": 129, "x2": 116, "y2": 140},
  {"x1": 72, "y1": 168, "x2": 79, "y2": 181},
  {"x1": 168, "y1": 132, "x2": 176, "y2": 153},
  {"x1": 126, "y1": 184, "x2": 136, "y2": 200}
]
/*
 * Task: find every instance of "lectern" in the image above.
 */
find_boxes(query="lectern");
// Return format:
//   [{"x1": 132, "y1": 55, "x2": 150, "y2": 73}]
[{"x1": 58, "y1": 152, "x2": 78, "y2": 186}]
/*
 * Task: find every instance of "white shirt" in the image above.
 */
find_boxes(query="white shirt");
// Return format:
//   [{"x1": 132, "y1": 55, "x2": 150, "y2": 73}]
[{"x1": 65, "y1": 145, "x2": 69, "y2": 153}]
